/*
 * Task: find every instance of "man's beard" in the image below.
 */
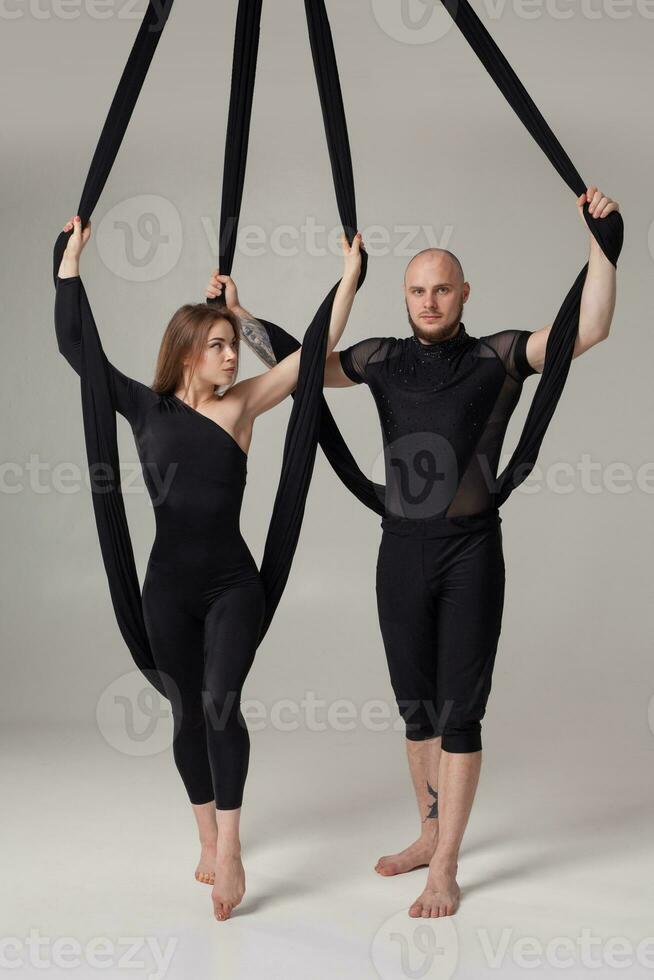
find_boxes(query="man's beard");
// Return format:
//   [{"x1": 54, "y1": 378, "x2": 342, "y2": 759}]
[{"x1": 406, "y1": 297, "x2": 464, "y2": 342}]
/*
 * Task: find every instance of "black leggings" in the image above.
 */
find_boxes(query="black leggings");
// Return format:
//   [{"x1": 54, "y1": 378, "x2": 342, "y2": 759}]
[
  {"x1": 142, "y1": 561, "x2": 266, "y2": 810},
  {"x1": 375, "y1": 514, "x2": 505, "y2": 753}
]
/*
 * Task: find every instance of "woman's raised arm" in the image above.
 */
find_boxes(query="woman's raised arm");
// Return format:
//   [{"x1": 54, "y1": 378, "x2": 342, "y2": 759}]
[
  {"x1": 54, "y1": 216, "x2": 91, "y2": 373},
  {"x1": 205, "y1": 268, "x2": 278, "y2": 369},
  {"x1": 228, "y1": 232, "x2": 363, "y2": 421},
  {"x1": 54, "y1": 216, "x2": 155, "y2": 424}
]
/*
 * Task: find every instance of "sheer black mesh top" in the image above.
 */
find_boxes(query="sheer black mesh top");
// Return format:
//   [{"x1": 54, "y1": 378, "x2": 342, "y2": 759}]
[{"x1": 339, "y1": 324, "x2": 537, "y2": 519}]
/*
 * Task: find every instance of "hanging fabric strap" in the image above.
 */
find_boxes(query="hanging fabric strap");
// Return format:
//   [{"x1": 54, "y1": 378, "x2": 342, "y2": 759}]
[
  {"x1": 209, "y1": 0, "x2": 387, "y2": 515},
  {"x1": 440, "y1": 0, "x2": 623, "y2": 501},
  {"x1": 246, "y1": 0, "x2": 623, "y2": 514},
  {"x1": 205, "y1": 0, "x2": 369, "y2": 637},
  {"x1": 52, "y1": 0, "x2": 176, "y2": 695},
  {"x1": 51, "y1": 0, "x2": 368, "y2": 694},
  {"x1": 52, "y1": 0, "x2": 623, "y2": 694}
]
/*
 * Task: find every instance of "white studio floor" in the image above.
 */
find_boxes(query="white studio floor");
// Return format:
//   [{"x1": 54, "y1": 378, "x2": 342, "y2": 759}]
[{"x1": 3, "y1": 722, "x2": 653, "y2": 980}]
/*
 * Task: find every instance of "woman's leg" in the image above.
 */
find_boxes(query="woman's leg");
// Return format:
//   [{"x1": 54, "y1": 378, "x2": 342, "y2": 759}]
[
  {"x1": 202, "y1": 578, "x2": 266, "y2": 921},
  {"x1": 142, "y1": 571, "x2": 218, "y2": 882},
  {"x1": 191, "y1": 801, "x2": 219, "y2": 885}
]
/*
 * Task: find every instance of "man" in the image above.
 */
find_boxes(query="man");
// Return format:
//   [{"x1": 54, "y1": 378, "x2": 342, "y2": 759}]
[{"x1": 206, "y1": 185, "x2": 619, "y2": 918}]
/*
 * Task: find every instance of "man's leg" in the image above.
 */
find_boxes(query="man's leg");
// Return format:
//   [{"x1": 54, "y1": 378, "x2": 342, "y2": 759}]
[
  {"x1": 375, "y1": 532, "x2": 445, "y2": 875},
  {"x1": 408, "y1": 749, "x2": 481, "y2": 916},
  {"x1": 376, "y1": 735, "x2": 442, "y2": 875},
  {"x1": 409, "y1": 525, "x2": 505, "y2": 917}
]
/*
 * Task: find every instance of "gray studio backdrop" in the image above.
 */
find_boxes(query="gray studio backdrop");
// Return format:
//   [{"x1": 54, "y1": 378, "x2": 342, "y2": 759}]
[{"x1": 1, "y1": 1, "x2": 651, "y2": 771}]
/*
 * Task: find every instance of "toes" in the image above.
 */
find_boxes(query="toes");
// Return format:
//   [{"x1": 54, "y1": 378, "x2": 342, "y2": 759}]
[
  {"x1": 377, "y1": 857, "x2": 402, "y2": 876},
  {"x1": 409, "y1": 893, "x2": 457, "y2": 918},
  {"x1": 213, "y1": 899, "x2": 236, "y2": 921}
]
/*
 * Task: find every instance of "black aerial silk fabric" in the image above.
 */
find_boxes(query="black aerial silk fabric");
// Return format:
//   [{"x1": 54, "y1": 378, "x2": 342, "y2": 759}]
[
  {"x1": 51, "y1": 0, "x2": 368, "y2": 695},
  {"x1": 52, "y1": 0, "x2": 623, "y2": 695},
  {"x1": 208, "y1": 0, "x2": 385, "y2": 515},
  {"x1": 225, "y1": 0, "x2": 624, "y2": 513},
  {"x1": 439, "y1": 0, "x2": 623, "y2": 502},
  {"x1": 206, "y1": 0, "x2": 372, "y2": 619}
]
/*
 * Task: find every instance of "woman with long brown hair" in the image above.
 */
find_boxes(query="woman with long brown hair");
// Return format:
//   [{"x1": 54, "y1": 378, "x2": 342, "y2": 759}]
[{"x1": 55, "y1": 214, "x2": 363, "y2": 922}]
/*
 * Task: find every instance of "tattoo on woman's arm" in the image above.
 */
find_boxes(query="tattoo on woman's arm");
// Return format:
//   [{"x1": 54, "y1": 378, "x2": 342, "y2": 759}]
[{"x1": 238, "y1": 314, "x2": 277, "y2": 368}]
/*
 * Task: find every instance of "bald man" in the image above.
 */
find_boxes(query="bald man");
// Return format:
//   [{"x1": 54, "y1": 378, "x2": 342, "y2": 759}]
[{"x1": 205, "y1": 186, "x2": 619, "y2": 917}]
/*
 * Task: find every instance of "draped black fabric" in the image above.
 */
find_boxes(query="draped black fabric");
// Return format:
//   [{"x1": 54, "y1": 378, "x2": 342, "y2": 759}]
[
  {"x1": 211, "y1": 0, "x2": 387, "y2": 516},
  {"x1": 51, "y1": 1, "x2": 176, "y2": 696},
  {"x1": 439, "y1": 0, "x2": 623, "y2": 501},
  {"x1": 222, "y1": 0, "x2": 623, "y2": 514},
  {"x1": 200, "y1": 0, "x2": 370, "y2": 634},
  {"x1": 52, "y1": 0, "x2": 368, "y2": 693},
  {"x1": 263, "y1": 0, "x2": 624, "y2": 510},
  {"x1": 52, "y1": 0, "x2": 623, "y2": 695}
]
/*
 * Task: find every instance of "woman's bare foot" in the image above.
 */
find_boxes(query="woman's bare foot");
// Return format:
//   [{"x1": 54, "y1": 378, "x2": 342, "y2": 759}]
[
  {"x1": 375, "y1": 832, "x2": 438, "y2": 876},
  {"x1": 195, "y1": 840, "x2": 217, "y2": 885},
  {"x1": 212, "y1": 847, "x2": 245, "y2": 921},
  {"x1": 408, "y1": 862, "x2": 460, "y2": 918}
]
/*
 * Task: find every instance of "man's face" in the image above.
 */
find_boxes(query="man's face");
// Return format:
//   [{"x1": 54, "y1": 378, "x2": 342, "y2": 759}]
[{"x1": 404, "y1": 254, "x2": 470, "y2": 343}]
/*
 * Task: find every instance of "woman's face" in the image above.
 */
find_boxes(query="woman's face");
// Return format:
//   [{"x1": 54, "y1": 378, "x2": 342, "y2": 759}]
[{"x1": 196, "y1": 319, "x2": 239, "y2": 387}]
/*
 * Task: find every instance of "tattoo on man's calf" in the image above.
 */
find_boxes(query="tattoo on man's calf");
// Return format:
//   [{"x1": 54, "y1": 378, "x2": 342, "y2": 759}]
[{"x1": 424, "y1": 781, "x2": 439, "y2": 820}]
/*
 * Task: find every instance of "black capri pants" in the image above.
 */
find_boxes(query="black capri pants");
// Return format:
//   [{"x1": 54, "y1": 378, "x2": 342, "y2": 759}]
[{"x1": 375, "y1": 511, "x2": 505, "y2": 753}]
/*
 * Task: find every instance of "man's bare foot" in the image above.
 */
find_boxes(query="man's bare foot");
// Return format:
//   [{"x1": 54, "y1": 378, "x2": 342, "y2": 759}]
[
  {"x1": 212, "y1": 847, "x2": 245, "y2": 921},
  {"x1": 195, "y1": 840, "x2": 217, "y2": 885},
  {"x1": 408, "y1": 863, "x2": 460, "y2": 918},
  {"x1": 375, "y1": 835, "x2": 438, "y2": 877}
]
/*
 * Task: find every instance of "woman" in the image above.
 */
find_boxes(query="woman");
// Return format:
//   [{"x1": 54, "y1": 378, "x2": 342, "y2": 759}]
[{"x1": 55, "y1": 215, "x2": 363, "y2": 921}]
